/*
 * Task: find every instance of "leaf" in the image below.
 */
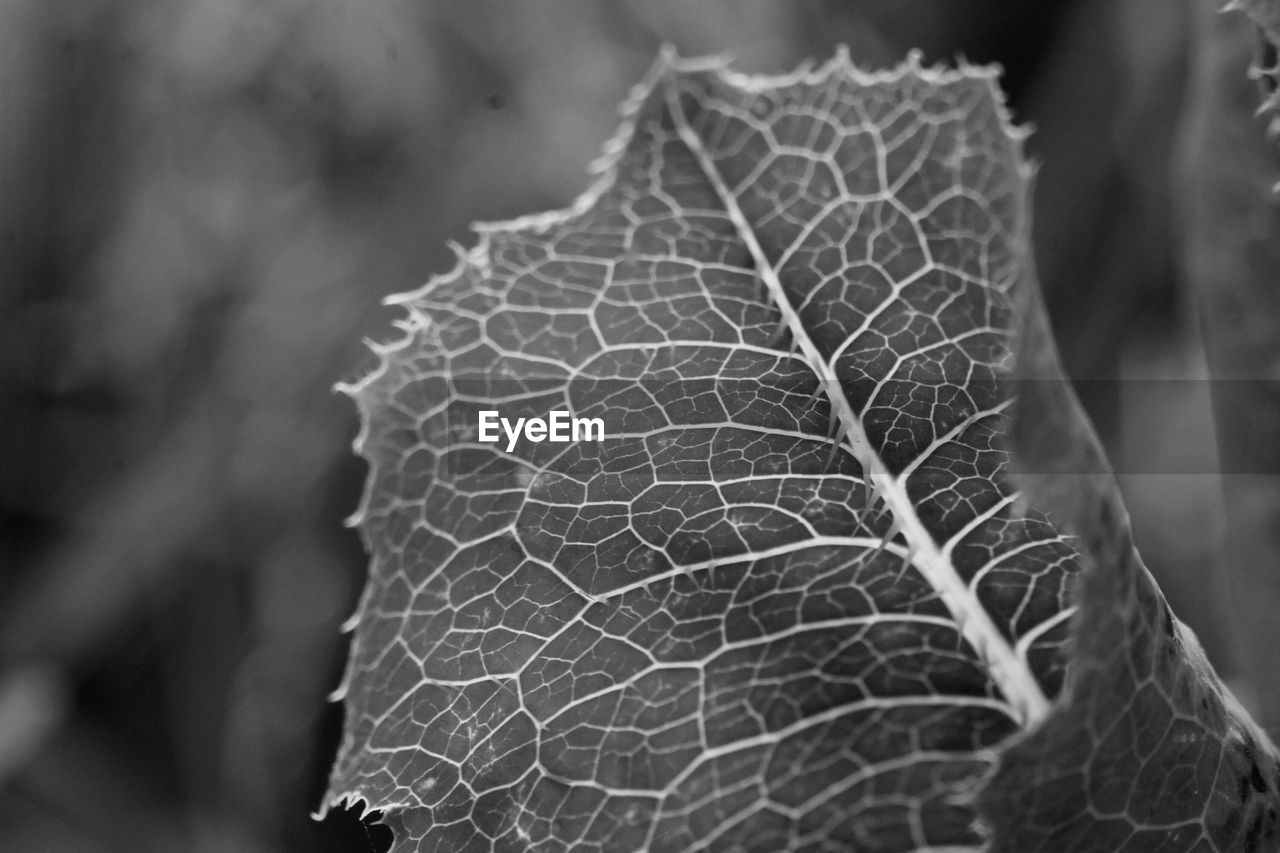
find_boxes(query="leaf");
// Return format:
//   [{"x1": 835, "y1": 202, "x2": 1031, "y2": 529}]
[
  {"x1": 324, "y1": 48, "x2": 1280, "y2": 851},
  {"x1": 980, "y1": 226, "x2": 1280, "y2": 849}
]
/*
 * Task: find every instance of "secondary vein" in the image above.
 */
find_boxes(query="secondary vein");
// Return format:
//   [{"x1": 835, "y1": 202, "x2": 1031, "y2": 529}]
[{"x1": 661, "y1": 68, "x2": 1050, "y2": 727}]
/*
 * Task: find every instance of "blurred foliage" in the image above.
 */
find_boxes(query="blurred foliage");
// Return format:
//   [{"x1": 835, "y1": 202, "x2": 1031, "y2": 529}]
[
  {"x1": 0, "y1": 1, "x2": 1268, "y2": 850},
  {"x1": 1180, "y1": 0, "x2": 1280, "y2": 733}
]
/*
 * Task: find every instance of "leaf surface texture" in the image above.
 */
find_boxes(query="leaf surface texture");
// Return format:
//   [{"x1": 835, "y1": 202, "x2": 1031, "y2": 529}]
[{"x1": 327, "y1": 50, "x2": 1280, "y2": 852}]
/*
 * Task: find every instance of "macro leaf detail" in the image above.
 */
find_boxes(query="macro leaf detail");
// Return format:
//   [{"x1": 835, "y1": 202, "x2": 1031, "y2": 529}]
[{"x1": 325, "y1": 49, "x2": 1280, "y2": 852}]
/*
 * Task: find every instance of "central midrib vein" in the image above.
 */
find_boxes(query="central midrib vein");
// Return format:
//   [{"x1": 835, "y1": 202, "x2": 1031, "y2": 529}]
[{"x1": 663, "y1": 70, "x2": 1050, "y2": 727}]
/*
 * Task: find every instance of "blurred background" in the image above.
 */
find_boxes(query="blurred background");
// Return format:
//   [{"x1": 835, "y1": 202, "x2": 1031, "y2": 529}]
[{"x1": 1, "y1": 1, "x2": 1276, "y2": 851}]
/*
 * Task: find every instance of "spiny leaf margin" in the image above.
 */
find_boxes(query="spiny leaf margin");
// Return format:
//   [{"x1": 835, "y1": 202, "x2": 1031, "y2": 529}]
[{"x1": 322, "y1": 45, "x2": 1280, "y2": 853}]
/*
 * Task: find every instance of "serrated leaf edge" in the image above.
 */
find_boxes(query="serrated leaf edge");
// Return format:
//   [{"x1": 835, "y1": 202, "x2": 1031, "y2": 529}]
[{"x1": 323, "y1": 46, "x2": 1049, "y2": 826}]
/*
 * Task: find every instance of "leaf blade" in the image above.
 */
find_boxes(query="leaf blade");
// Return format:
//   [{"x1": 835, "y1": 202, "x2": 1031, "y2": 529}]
[
  {"x1": 326, "y1": 48, "x2": 1280, "y2": 853},
  {"x1": 659, "y1": 53, "x2": 1054, "y2": 728}
]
